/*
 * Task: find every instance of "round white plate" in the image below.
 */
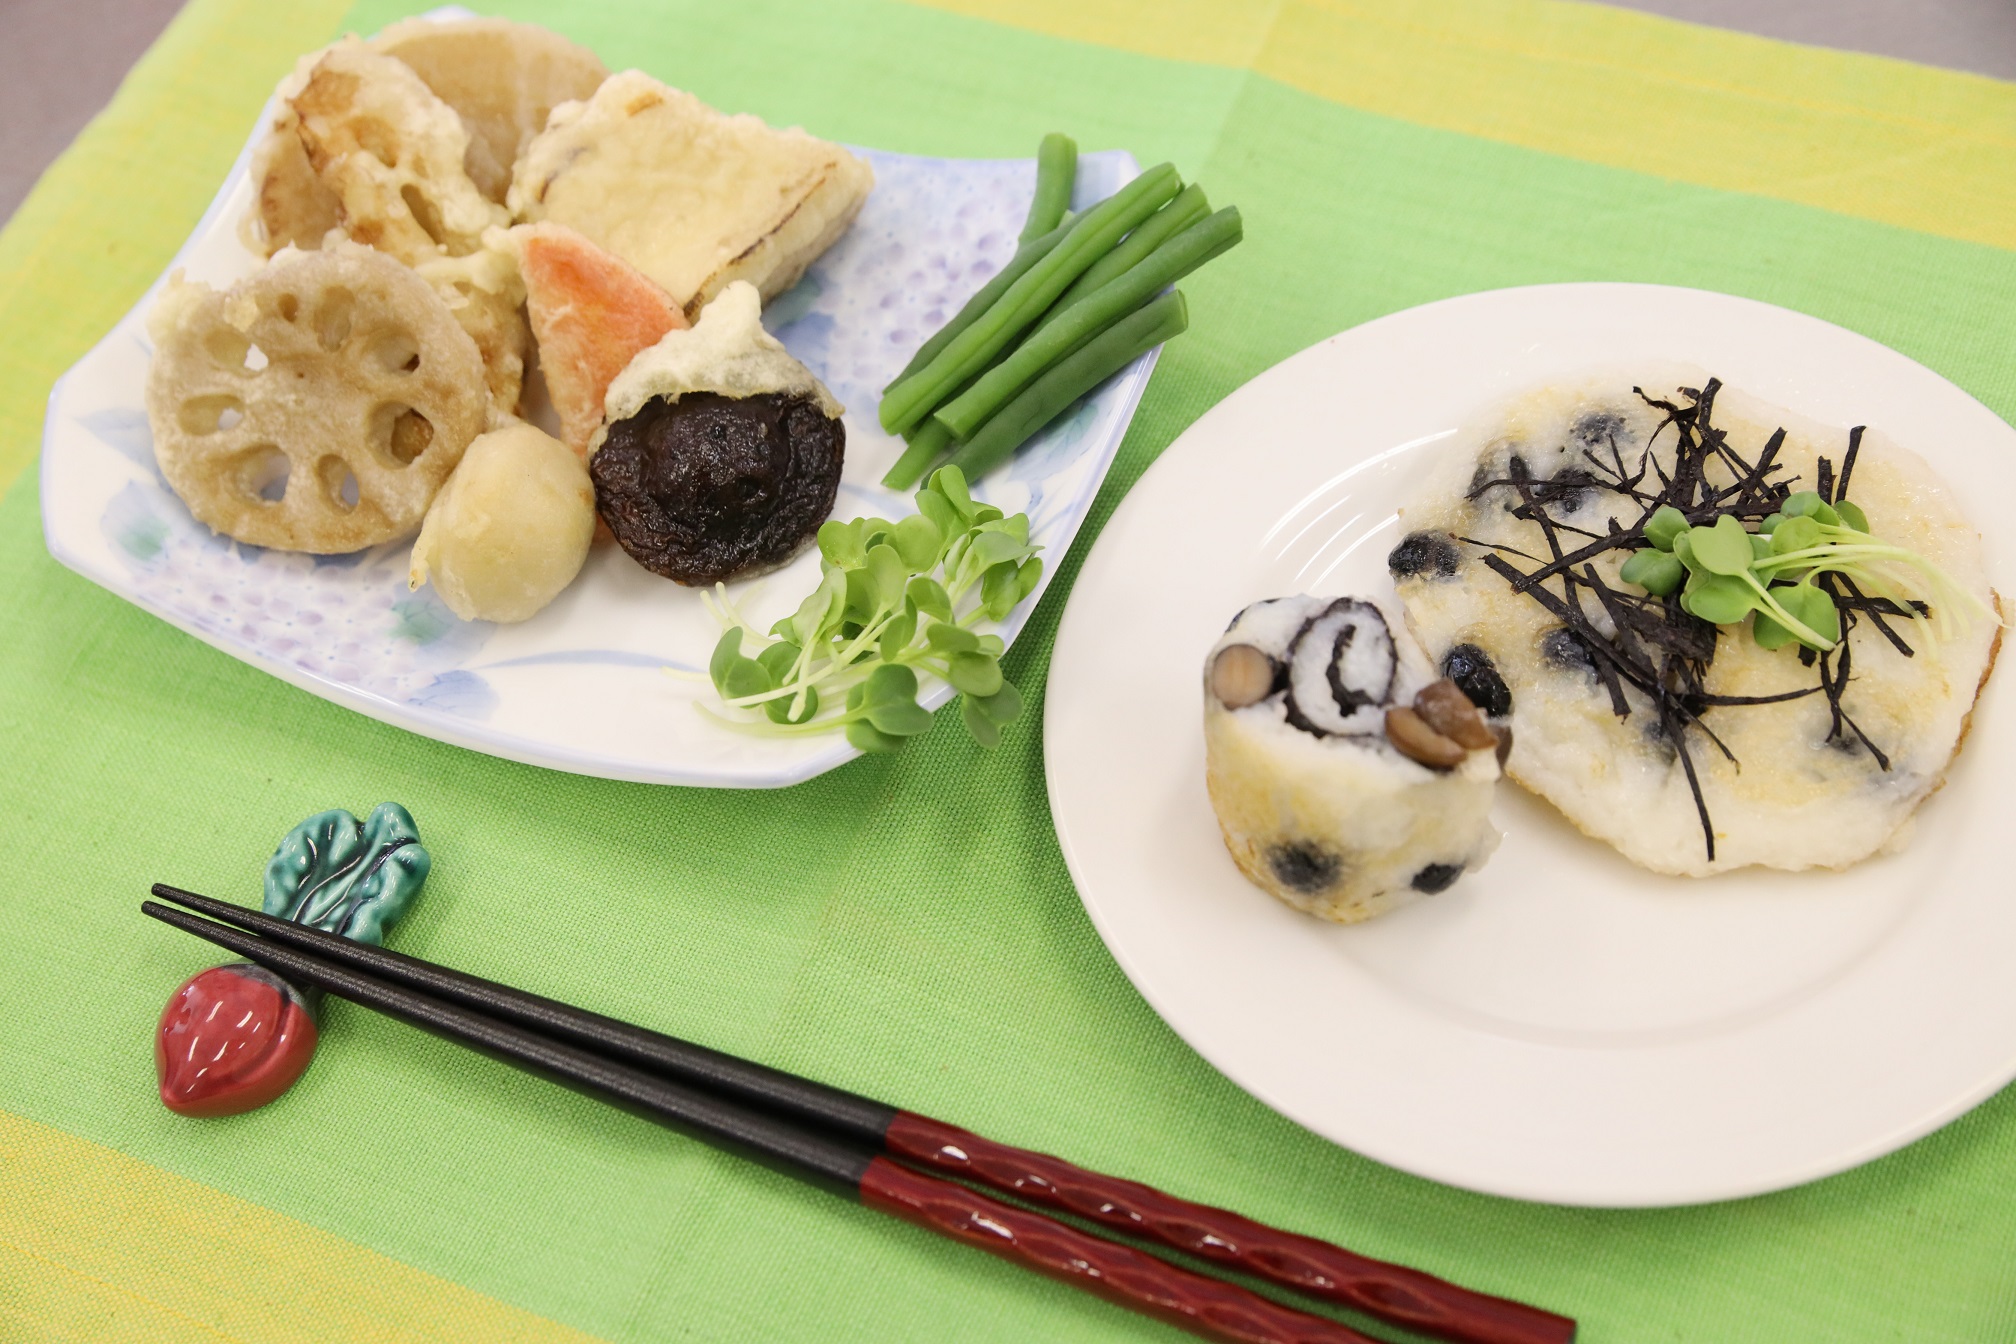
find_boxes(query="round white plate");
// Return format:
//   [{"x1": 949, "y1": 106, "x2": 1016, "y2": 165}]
[{"x1": 1045, "y1": 283, "x2": 2016, "y2": 1207}]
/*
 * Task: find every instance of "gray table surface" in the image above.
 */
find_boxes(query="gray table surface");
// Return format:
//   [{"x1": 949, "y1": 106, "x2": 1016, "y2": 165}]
[{"x1": 4, "y1": 0, "x2": 2015, "y2": 230}]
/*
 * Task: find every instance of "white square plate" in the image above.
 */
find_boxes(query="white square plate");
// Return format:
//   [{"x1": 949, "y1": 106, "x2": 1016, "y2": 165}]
[{"x1": 42, "y1": 103, "x2": 1155, "y2": 786}]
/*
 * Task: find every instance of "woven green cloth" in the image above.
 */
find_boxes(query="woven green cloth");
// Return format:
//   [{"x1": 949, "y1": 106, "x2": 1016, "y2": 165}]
[{"x1": 3, "y1": 0, "x2": 2015, "y2": 1339}]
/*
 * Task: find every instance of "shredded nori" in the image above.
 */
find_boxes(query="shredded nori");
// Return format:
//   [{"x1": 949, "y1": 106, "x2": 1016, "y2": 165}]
[{"x1": 1456, "y1": 380, "x2": 1915, "y2": 861}]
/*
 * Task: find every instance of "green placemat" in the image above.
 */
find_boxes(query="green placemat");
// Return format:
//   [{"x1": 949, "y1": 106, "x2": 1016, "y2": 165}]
[{"x1": 2, "y1": 1, "x2": 2013, "y2": 1339}]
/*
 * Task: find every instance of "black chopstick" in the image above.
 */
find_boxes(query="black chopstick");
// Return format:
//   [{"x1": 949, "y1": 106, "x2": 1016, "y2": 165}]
[
  {"x1": 147, "y1": 884, "x2": 1576, "y2": 1344},
  {"x1": 151, "y1": 882, "x2": 900, "y2": 1142},
  {"x1": 145, "y1": 899, "x2": 874, "y2": 1189},
  {"x1": 143, "y1": 898, "x2": 1387, "y2": 1344}
]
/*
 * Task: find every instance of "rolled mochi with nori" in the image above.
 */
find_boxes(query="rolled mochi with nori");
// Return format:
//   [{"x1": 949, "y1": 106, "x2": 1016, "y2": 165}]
[{"x1": 1203, "y1": 594, "x2": 1501, "y2": 923}]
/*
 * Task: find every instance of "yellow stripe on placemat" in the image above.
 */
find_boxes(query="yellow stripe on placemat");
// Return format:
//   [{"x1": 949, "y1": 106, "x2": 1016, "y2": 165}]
[
  {"x1": 916, "y1": 0, "x2": 2016, "y2": 253},
  {"x1": 0, "y1": 1108, "x2": 606, "y2": 1344},
  {"x1": 0, "y1": 0, "x2": 351, "y2": 502}
]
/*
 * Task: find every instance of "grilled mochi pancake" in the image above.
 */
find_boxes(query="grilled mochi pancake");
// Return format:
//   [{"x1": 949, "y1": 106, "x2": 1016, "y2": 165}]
[{"x1": 1391, "y1": 367, "x2": 2000, "y2": 878}]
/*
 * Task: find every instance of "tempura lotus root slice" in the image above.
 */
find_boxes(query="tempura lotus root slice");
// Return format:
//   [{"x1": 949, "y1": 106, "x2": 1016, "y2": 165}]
[
  {"x1": 242, "y1": 104, "x2": 343, "y2": 256},
  {"x1": 256, "y1": 38, "x2": 507, "y2": 264},
  {"x1": 370, "y1": 17, "x2": 608, "y2": 204},
  {"x1": 508, "y1": 70, "x2": 874, "y2": 315},
  {"x1": 145, "y1": 248, "x2": 488, "y2": 553},
  {"x1": 414, "y1": 231, "x2": 531, "y2": 420}
]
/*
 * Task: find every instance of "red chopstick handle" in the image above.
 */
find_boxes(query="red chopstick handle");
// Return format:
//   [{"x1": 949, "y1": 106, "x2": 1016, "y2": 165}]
[
  {"x1": 884, "y1": 1113, "x2": 1574, "y2": 1344},
  {"x1": 860, "y1": 1156, "x2": 1378, "y2": 1344}
]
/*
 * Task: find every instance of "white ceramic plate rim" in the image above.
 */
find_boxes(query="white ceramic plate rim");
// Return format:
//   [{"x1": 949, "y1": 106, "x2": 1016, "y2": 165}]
[
  {"x1": 1045, "y1": 282, "x2": 2016, "y2": 1206},
  {"x1": 35, "y1": 124, "x2": 763, "y2": 786}
]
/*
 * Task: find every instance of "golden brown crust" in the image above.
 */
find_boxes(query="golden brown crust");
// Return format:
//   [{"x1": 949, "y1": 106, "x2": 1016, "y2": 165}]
[
  {"x1": 1948, "y1": 590, "x2": 2003, "y2": 757},
  {"x1": 1211, "y1": 814, "x2": 1382, "y2": 925}
]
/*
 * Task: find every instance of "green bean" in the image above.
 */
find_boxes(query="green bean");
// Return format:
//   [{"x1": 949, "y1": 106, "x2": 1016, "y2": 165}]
[
  {"x1": 878, "y1": 161, "x2": 1182, "y2": 435},
  {"x1": 1049, "y1": 182, "x2": 1209, "y2": 314},
  {"x1": 881, "y1": 418, "x2": 956, "y2": 492},
  {"x1": 1021, "y1": 133, "x2": 1078, "y2": 241},
  {"x1": 880, "y1": 356, "x2": 993, "y2": 490},
  {"x1": 882, "y1": 220, "x2": 1072, "y2": 393},
  {"x1": 943, "y1": 290, "x2": 1188, "y2": 482},
  {"x1": 933, "y1": 206, "x2": 1239, "y2": 440}
]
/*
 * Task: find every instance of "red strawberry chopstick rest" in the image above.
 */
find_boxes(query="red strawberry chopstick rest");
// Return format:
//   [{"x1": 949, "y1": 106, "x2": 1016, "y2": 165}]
[{"x1": 155, "y1": 803, "x2": 429, "y2": 1117}]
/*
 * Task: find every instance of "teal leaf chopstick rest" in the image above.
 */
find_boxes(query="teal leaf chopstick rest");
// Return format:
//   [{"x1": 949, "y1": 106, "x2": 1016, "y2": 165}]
[{"x1": 264, "y1": 802, "x2": 430, "y2": 946}]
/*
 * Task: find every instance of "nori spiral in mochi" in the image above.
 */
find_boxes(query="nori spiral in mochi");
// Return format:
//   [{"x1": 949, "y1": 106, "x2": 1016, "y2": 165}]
[{"x1": 592, "y1": 390, "x2": 843, "y2": 586}]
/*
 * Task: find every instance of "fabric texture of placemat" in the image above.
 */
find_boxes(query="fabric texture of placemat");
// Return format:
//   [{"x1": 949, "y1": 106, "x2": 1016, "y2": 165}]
[
  {"x1": 3, "y1": 1, "x2": 2015, "y2": 1340},
  {"x1": 0, "y1": 1109, "x2": 600, "y2": 1344}
]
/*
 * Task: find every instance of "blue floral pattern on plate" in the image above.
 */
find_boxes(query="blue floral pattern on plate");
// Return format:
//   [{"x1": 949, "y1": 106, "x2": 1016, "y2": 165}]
[{"x1": 41, "y1": 95, "x2": 1158, "y2": 787}]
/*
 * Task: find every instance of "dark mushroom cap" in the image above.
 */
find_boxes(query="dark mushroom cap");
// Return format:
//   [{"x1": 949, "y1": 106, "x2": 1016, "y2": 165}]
[{"x1": 592, "y1": 390, "x2": 843, "y2": 586}]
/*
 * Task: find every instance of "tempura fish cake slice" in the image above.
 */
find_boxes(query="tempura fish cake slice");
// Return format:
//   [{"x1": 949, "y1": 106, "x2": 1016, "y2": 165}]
[{"x1": 508, "y1": 71, "x2": 874, "y2": 315}]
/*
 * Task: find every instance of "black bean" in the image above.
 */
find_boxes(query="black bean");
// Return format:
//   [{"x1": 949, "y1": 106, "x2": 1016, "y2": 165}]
[
  {"x1": 1266, "y1": 842, "x2": 1340, "y2": 894},
  {"x1": 1640, "y1": 718, "x2": 1679, "y2": 765},
  {"x1": 1440, "y1": 643, "x2": 1513, "y2": 718},
  {"x1": 1571, "y1": 410, "x2": 1626, "y2": 449},
  {"x1": 1410, "y1": 863, "x2": 1464, "y2": 894},
  {"x1": 1541, "y1": 626, "x2": 1598, "y2": 676},
  {"x1": 1386, "y1": 530, "x2": 1462, "y2": 580}
]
